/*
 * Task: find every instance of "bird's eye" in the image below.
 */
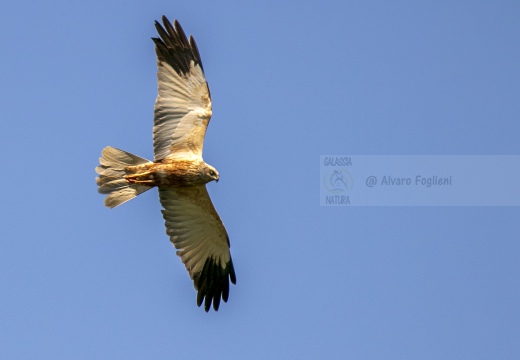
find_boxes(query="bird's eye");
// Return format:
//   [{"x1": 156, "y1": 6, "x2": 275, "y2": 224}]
[{"x1": 209, "y1": 170, "x2": 215, "y2": 176}]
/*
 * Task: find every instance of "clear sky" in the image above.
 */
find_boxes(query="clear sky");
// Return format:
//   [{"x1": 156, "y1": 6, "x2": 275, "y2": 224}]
[{"x1": 1, "y1": 1, "x2": 520, "y2": 359}]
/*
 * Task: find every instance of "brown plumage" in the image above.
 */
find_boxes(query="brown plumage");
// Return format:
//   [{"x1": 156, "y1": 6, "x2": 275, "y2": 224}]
[{"x1": 95, "y1": 16, "x2": 236, "y2": 312}]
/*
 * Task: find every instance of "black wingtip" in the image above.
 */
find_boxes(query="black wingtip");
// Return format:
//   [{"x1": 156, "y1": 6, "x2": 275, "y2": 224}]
[
  {"x1": 152, "y1": 16, "x2": 204, "y2": 75},
  {"x1": 193, "y1": 257, "x2": 236, "y2": 312}
]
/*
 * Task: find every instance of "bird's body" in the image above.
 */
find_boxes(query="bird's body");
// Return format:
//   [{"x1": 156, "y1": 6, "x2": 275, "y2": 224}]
[
  {"x1": 95, "y1": 16, "x2": 235, "y2": 312},
  {"x1": 124, "y1": 158, "x2": 217, "y2": 187}
]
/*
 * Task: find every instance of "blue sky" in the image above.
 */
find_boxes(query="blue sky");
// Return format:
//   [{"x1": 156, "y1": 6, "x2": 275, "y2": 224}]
[{"x1": 1, "y1": 1, "x2": 520, "y2": 359}]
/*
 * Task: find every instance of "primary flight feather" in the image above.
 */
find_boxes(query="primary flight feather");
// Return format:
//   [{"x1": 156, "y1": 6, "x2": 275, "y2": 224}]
[{"x1": 95, "y1": 16, "x2": 236, "y2": 312}]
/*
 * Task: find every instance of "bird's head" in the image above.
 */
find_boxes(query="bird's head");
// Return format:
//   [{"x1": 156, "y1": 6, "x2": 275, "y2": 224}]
[{"x1": 202, "y1": 163, "x2": 220, "y2": 183}]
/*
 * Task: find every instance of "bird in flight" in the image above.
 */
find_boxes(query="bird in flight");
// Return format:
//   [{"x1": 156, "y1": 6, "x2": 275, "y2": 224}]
[{"x1": 96, "y1": 16, "x2": 236, "y2": 312}]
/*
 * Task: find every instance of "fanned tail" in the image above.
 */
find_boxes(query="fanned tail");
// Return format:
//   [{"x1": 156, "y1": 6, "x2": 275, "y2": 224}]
[{"x1": 96, "y1": 146, "x2": 153, "y2": 208}]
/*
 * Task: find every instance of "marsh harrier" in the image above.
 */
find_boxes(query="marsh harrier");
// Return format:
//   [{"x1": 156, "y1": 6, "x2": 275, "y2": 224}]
[{"x1": 96, "y1": 16, "x2": 236, "y2": 312}]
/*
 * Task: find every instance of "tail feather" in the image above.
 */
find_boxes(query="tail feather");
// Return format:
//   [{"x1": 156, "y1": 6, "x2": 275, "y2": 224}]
[{"x1": 96, "y1": 146, "x2": 153, "y2": 208}]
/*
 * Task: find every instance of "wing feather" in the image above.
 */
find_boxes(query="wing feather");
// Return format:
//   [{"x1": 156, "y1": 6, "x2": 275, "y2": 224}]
[
  {"x1": 159, "y1": 186, "x2": 236, "y2": 312},
  {"x1": 152, "y1": 16, "x2": 212, "y2": 162}
]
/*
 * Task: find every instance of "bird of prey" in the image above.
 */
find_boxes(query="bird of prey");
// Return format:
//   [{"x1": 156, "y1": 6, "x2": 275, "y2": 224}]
[{"x1": 95, "y1": 16, "x2": 236, "y2": 312}]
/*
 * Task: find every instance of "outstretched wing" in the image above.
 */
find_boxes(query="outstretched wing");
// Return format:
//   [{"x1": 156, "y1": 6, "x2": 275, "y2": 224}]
[
  {"x1": 152, "y1": 16, "x2": 212, "y2": 162},
  {"x1": 158, "y1": 186, "x2": 236, "y2": 311}
]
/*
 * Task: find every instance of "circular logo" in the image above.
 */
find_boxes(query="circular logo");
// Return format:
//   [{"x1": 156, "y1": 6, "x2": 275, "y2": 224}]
[{"x1": 323, "y1": 169, "x2": 353, "y2": 194}]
